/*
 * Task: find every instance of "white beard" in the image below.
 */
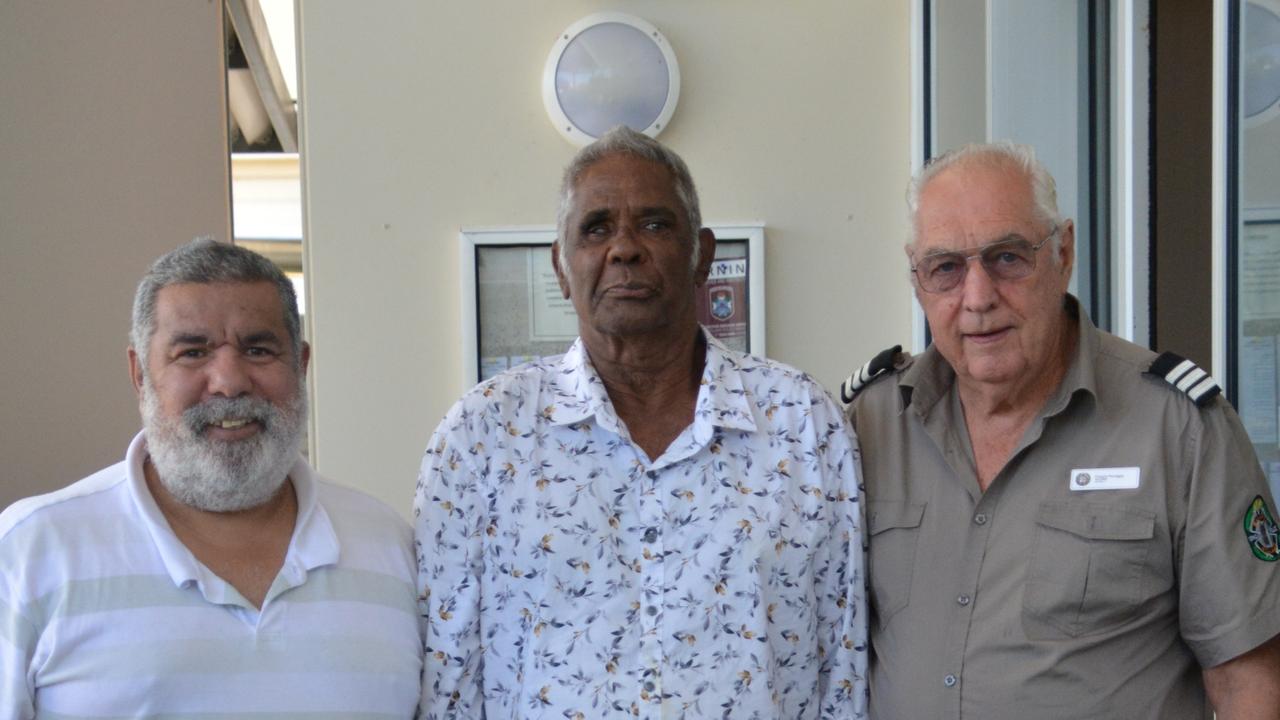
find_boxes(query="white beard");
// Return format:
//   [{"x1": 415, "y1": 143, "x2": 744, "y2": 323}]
[{"x1": 141, "y1": 379, "x2": 306, "y2": 513}]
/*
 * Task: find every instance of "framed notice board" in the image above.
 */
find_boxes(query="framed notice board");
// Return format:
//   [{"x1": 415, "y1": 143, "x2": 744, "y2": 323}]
[
  {"x1": 1234, "y1": 208, "x2": 1280, "y2": 501},
  {"x1": 459, "y1": 224, "x2": 765, "y2": 387}
]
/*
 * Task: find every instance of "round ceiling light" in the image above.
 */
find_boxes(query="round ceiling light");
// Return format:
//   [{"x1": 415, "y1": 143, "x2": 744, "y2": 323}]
[
  {"x1": 1245, "y1": 0, "x2": 1280, "y2": 126},
  {"x1": 542, "y1": 13, "x2": 680, "y2": 146}
]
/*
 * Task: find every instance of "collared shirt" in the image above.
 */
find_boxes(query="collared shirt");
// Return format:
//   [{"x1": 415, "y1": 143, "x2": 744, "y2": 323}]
[
  {"x1": 415, "y1": 331, "x2": 868, "y2": 719},
  {"x1": 0, "y1": 432, "x2": 422, "y2": 719},
  {"x1": 848, "y1": 297, "x2": 1280, "y2": 720}
]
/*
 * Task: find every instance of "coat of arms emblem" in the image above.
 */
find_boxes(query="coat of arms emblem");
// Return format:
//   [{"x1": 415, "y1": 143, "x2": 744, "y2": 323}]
[
  {"x1": 709, "y1": 286, "x2": 734, "y2": 321},
  {"x1": 1245, "y1": 495, "x2": 1280, "y2": 562}
]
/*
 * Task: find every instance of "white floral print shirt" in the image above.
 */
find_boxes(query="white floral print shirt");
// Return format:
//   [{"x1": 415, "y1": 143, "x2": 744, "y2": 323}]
[{"x1": 415, "y1": 332, "x2": 868, "y2": 719}]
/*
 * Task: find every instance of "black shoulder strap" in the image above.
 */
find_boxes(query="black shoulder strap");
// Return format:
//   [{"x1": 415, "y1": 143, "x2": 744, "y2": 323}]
[
  {"x1": 1145, "y1": 352, "x2": 1221, "y2": 407},
  {"x1": 840, "y1": 345, "x2": 903, "y2": 405}
]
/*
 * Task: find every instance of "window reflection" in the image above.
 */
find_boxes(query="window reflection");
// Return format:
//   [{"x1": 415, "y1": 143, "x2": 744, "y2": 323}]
[{"x1": 1234, "y1": 0, "x2": 1280, "y2": 499}]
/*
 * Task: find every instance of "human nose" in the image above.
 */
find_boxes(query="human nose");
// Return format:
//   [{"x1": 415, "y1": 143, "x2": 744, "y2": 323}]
[
  {"x1": 959, "y1": 254, "x2": 998, "y2": 311},
  {"x1": 605, "y1": 224, "x2": 644, "y2": 264},
  {"x1": 204, "y1": 346, "x2": 253, "y2": 398}
]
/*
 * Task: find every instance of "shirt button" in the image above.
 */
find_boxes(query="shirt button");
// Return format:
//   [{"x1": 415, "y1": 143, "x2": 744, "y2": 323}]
[
  {"x1": 944, "y1": 674, "x2": 958, "y2": 688},
  {"x1": 646, "y1": 605, "x2": 658, "y2": 616},
  {"x1": 973, "y1": 513, "x2": 988, "y2": 525},
  {"x1": 646, "y1": 470, "x2": 659, "y2": 479},
  {"x1": 957, "y1": 594, "x2": 971, "y2": 606},
  {"x1": 643, "y1": 527, "x2": 658, "y2": 543},
  {"x1": 644, "y1": 681, "x2": 656, "y2": 692}
]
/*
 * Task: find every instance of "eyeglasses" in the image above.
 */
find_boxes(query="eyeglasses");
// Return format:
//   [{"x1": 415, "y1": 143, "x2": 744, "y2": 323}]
[{"x1": 910, "y1": 226, "x2": 1059, "y2": 294}]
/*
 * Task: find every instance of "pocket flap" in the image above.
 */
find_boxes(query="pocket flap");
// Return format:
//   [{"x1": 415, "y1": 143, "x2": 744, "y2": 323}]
[
  {"x1": 1035, "y1": 501, "x2": 1155, "y2": 541},
  {"x1": 868, "y1": 501, "x2": 926, "y2": 536}
]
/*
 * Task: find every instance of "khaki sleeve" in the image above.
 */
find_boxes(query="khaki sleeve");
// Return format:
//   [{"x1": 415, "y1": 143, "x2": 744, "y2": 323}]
[{"x1": 1177, "y1": 400, "x2": 1280, "y2": 668}]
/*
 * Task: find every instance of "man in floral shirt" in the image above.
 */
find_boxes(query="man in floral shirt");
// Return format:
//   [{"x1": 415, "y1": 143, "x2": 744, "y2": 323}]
[{"x1": 414, "y1": 126, "x2": 867, "y2": 719}]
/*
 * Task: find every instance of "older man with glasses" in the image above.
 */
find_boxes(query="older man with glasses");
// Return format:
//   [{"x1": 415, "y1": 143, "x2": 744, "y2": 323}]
[{"x1": 841, "y1": 142, "x2": 1280, "y2": 719}]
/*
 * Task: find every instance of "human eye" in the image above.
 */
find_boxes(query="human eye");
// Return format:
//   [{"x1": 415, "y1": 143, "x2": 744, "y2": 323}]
[
  {"x1": 924, "y1": 254, "x2": 963, "y2": 278},
  {"x1": 172, "y1": 346, "x2": 208, "y2": 364},
  {"x1": 241, "y1": 336, "x2": 284, "y2": 361},
  {"x1": 642, "y1": 218, "x2": 671, "y2": 232},
  {"x1": 579, "y1": 223, "x2": 610, "y2": 242},
  {"x1": 985, "y1": 242, "x2": 1032, "y2": 268}
]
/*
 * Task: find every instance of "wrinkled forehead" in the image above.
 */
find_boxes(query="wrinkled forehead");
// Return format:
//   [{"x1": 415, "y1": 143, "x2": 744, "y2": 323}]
[
  {"x1": 913, "y1": 160, "x2": 1041, "y2": 252},
  {"x1": 152, "y1": 281, "x2": 290, "y2": 336}
]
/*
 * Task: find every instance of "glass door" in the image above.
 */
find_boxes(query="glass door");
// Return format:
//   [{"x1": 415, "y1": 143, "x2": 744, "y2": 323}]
[
  {"x1": 924, "y1": 0, "x2": 1120, "y2": 333},
  {"x1": 1227, "y1": 0, "x2": 1280, "y2": 498}
]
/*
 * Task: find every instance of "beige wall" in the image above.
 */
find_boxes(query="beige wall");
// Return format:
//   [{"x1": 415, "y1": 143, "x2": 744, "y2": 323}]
[
  {"x1": 0, "y1": 1, "x2": 231, "y2": 510},
  {"x1": 298, "y1": 2, "x2": 913, "y2": 513}
]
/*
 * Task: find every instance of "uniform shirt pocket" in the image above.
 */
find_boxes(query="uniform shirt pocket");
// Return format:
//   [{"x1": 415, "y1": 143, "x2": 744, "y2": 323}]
[
  {"x1": 867, "y1": 501, "x2": 926, "y2": 629},
  {"x1": 1023, "y1": 500, "x2": 1156, "y2": 639}
]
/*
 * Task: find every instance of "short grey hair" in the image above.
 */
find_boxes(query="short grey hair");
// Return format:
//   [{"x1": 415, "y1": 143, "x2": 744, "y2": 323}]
[
  {"x1": 907, "y1": 141, "x2": 1064, "y2": 253},
  {"x1": 130, "y1": 237, "x2": 302, "y2": 369},
  {"x1": 556, "y1": 125, "x2": 703, "y2": 266}
]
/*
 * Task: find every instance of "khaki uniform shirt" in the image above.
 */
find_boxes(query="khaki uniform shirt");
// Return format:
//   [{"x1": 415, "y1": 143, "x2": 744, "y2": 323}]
[{"x1": 848, "y1": 300, "x2": 1280, "y2": 720}]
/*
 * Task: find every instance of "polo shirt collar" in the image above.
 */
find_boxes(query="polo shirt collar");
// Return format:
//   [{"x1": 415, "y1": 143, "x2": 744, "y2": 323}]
[
  {"x1": 547, "y1": 328, "x2": 758, "y2": 439},
  {"x1": 127, "y1": 431, "x2": 340, "y2": 605}
]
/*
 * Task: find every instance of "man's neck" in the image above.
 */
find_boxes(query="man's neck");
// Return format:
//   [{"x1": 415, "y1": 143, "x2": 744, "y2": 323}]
[
  {"x1": 144, "y1": 459, "x2": 298, "y2": 608},
  {"x1": 955, "y1": 315, "x2": 1078, "y2": 491},
  {"x1": 582, "y1": 324, "x2": 706, "y2": 462}
]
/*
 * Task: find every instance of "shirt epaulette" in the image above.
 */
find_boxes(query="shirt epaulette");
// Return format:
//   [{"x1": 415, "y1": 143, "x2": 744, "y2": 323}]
[
  {"x1": 1145, "y1": 352, "x2": 1221, "y2": 407},
  {"x1": 840, "y1": 345, "x2": 906, "y2": 405}
]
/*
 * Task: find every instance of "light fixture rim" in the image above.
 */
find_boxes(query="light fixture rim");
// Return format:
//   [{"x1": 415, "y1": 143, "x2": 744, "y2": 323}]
[
  {"x1": 1245, "y1": 0, "x2": 1280, "y2": 128},
  {"x1": 541, "y1": 11, "x2": 681, "y2": 147}
]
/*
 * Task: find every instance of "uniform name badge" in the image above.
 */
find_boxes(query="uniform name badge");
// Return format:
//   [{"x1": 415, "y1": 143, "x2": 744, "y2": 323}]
[{"x1": 1069, "y1": 466, "x2": 1140, "y2": 491}]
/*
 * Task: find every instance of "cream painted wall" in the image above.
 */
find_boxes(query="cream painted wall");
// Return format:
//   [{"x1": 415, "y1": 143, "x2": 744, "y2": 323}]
[
  {"x1": 298, "y1": 2, "x2": 912, "y2": 514},
  {"x1": 0, "y1": 1, "x2": 231, "y2": 511}
]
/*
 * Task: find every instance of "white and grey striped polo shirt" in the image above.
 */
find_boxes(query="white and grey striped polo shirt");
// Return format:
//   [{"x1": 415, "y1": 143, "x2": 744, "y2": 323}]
[{"x1": 0, "y1": 432, "x2": 422, "y2": 718}]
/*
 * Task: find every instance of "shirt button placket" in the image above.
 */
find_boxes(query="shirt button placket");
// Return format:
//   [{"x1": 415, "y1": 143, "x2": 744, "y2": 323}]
[
  {"x1": 946, "y1": 505, "x2": 991, "y2": 717},
  {"x1": 638, "y1": 468, "x2": 664, "y2": 719}
]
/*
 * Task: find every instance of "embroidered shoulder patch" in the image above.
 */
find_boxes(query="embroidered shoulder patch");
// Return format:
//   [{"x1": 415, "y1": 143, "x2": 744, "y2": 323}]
[
  {"x1": 1245, "y1": 495, "x2": 1280, "y2": 562},
  {"x1": 840, "y1": 345, "x2": 903, "y2": 405},
  {"x1": 1145, "y1": 352, "x2": 1221, "y2": 407}
]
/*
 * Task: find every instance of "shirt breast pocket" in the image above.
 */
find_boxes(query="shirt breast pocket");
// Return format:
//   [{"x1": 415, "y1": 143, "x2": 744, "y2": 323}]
[
  {"x1": 867, "y1": 501, "x2": 926, "y2": 629},
  {"x1": 1022, "y1": 500, "x2": 1156, "y2": 640}
]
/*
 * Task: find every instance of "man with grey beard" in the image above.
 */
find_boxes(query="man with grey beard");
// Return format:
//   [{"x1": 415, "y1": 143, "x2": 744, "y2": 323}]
[{"x1": 0, "y1": 238, "x2": 422, "y2": 718}]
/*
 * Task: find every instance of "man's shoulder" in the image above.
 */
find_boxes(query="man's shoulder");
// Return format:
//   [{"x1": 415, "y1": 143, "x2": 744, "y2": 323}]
[
  {"x1": 313, "y1": 475, "x2": 411, "y2": 535},
  {"x1": 453, "y1": 354, "x2": 563, "y2": 410},
  {"x1": 1094, "y1": 330, "x2": 1160, "y2": 377},
  {"x1": 0, "y1": 460, "x2": 130, "y2": 542},
  {"x1": 838, "y1": 344, "x2": 913, "y2": 408},
  {"x1": 1096, "y1": 331, "x2": 1224, "y2": 409},
  {"x1": 721, "y1": 347, "x2": 835, "y2": 405}
]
